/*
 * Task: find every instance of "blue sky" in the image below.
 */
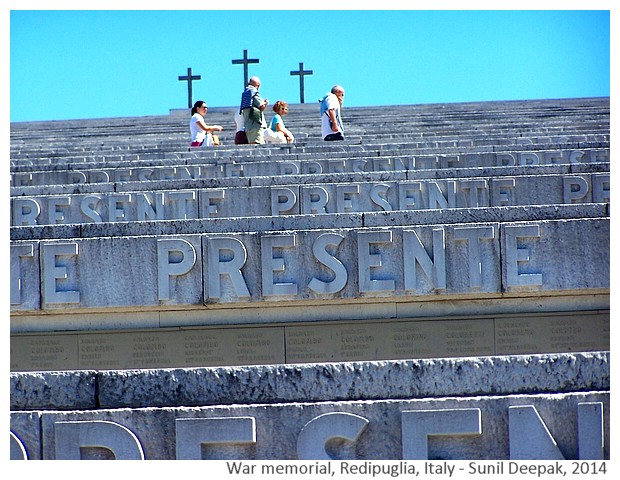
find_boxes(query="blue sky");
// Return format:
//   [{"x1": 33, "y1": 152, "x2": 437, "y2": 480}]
[{"x1": 7, "y1": 5, "x2": 612, "y2": 123}]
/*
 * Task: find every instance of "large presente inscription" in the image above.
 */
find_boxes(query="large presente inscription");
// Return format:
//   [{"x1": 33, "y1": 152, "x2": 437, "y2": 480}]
[
  {"x1": 10, "y1": 173, "x2": 610, "y2": 225},
  {"x1": 9, "y1": 396, "x2": 608, "y2": 460},
  {"x1": 10, "y1": 219, "x2": 609, "y2": 311}
]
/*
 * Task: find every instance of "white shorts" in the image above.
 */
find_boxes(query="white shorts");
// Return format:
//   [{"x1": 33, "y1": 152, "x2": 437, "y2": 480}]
[{"x1": 264, "y1": 129, "x2": 287, "y2": 144}]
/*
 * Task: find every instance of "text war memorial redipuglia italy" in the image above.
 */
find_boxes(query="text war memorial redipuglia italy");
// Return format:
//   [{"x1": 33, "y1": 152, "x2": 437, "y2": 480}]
[{"x1": 9, "y1": 98, "x2": 609, "y2": 461}]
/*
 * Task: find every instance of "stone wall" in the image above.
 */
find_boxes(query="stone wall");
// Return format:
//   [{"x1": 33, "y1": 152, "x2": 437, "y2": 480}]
[{"x1": 10, "y1": 97, "x2": 610, "y2": 460}]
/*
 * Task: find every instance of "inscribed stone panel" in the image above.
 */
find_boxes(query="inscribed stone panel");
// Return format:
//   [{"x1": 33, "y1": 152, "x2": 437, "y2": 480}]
[
  {"x1": 495, "y1": 313, "x2": 609, "y2": 355},
  {"x1": 11, "y1": 334, "x2": 78, "y2": 371}
]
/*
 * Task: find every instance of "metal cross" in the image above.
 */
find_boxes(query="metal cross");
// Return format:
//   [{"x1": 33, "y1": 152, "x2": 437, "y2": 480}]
[
  {"x1": 290, "y1": 62, "x2": 313, "y2": 104},
  {"x1": 178, "y1": 67, "x2": 201, "y2": 109},
  {"x1": 232, "y1": 49, "x2": 260, "y2": 87}
]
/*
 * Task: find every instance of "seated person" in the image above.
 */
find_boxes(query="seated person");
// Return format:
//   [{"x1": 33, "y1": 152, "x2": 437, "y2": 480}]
[
  {"x1": 190, "y1": 101, "x2": 223, "y2": 147},
  {"x1": 264, "y1": 101, "x2": 294, "y2": 144}
]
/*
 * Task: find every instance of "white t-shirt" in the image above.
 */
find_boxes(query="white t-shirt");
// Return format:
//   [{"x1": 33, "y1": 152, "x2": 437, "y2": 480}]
[
  {"x1": 321, "y1": 93, "x2": 343, "y2": 139},
  {"x1": 190, "y1": 113, "x2": 206, "y2": 142},
  {"x1": 190, "y1": 113, "x2": 214, "y2": 147}
]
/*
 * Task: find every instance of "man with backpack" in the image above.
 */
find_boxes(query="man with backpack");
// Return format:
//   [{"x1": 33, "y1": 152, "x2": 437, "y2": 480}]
[
  {"x1": 239, "y1": 76, "x2": 269, "y2": 144},
  {"x1": 320, "y1": 85, "x2": 345, "y2": 141}
]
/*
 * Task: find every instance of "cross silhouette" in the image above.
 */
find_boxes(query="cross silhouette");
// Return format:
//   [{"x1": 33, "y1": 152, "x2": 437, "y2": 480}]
[
  {"x1": 232, "y1": 49, "x2": 260, "y2": 87},
  {"x1": 290, "y1": 62, "x2": 313, "y2": 103},
  {"x1": 178, "y1": 67, "x2": 201, "y2": 109}
]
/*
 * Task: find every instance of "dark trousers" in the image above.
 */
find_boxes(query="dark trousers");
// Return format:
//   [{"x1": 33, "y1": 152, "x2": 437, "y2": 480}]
[{"x1": 324, "y1": 132, "x2": 344, "y2": 141}]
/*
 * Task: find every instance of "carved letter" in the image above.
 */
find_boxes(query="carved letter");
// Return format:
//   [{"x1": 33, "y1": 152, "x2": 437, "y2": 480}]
[
  {"x1": 428, "y1": 181, "x2": 454, "y2": 209},
  {"x1": 519, "y1": 153, "x2": 539, "y2": 165},
  {"x1": 13, "y1": 173, "x2": 33, "y2": 187},
  {"x1": 114, "y1": 169, "x2": 132, "y2": 182},
  {"x1": 509, "y1": 406, "x2": 564, "y2": 459},
  {"x1": 301, "y1": 186, "x2": 329, "y2": 214},
  {"x1": 167, "y1": 191, "x2": 196, "y2": 220},
  {"x1": 137, "y1": 192, "x2": 165, "y2": 221},
  {"x1": 68, "y1": 171, "x2": 87, "y2": 183},
  {"x1": 402, "y1": 408, "x2": 481, "y2": 460},
  {"x1": 351, "y1": 159, "x2": 367, "y2": 172},
  {"x1": 261, "y1": 235, "x2": 298, "y2": 297},
  {"x1": 504, "y1": 225, "x2": 542, "y2": 288},
  {"x1": 492, "y1": 178, "x2": 516, "y2": 206},
  {"x1": 107, "y1": 194, "x2": 131, "y2": 222},
  {"x1": 10, "y1": 431, "x2": 28, "y2": 460},
  {"x1": 176, "y1": 417, "x2": 256, "y2": 460},
  {"x1": 569, "y1": 150, "x2": 585, "y2": 163},
  {"x1": 336, "y1": 184, "x2": 360, "y2": 213},
  {"x1": 358, "y1": 231, "x2": 395, "y2": 293},
  {"x1": 370, "y1": 184, "x2": 393, "y2": 211},
  {"x1": 202, "y1": 189, "x2": 225, "y2": 216},
  {"x1": 497, "y1": 153, "x2": 515, "y2": 166},
  {"x1": 80, "y1": 195, "x2": 103, "y2": 222},
  {"x1": 297, "y1": 412, "x2": 369, "y2": 460},
  {"x1": 280, "y1": 162, "x2": 299, "y2": 175},
  {"x1": 55, "y1": 420, "x2": 145, "y2": 460},
  {"x1": 138, "y1": 169, "x2": 154, "y2": 181},
  {"x1": 460, "y1": 179, "x2": 488, "y2": 207},
  {"x1": 403, "y1": 228, "x2": 446, "y2": 291},
  {"x1": 592, "y1": 174, "x2": 610, "y2": 203},
  {"x1": 12, "y1": 198, "x2": 40, "y2": 226},
  {"x1": 90, "y1": 170, "x2": 109, "y2": 183},
  {"x1": 308, "y1": 233, "x2": 347, "y2": 294},
  {"x1": 454, "y1": 226, "x2": 495, "y2": 288},
  {"x1": 207, "y1": 237, "x2": 251, "y2": 300},
  {"x1": 10, "y1": 244, "x2": 34, "y2": 305},
  {"x1": 304, "y1": 162, "x2": 322, "y2": 174},
  {"x1": 271, "y1": 187, "x2": 297, "y2": 215},
  {"x1": 563, "y1": 176, "x2": 589, "y2": 203},
  {"x1": 47, "y1": 196, "x2": 71, "y2": 224},
  {"x1": 399, "y1": 182, "x2": 422, "y2": 210},
  {"x1": 578, "y1": 402, "x2": 604, "y2": 460},
  {"x1": 328, "y1": 159, "x2": 345, "y2": 173},
  {"x1": 157, "y1": 239, "x2": 197, "y2": 301},
  {"x1": 42, "y1": 243, "x2": 80, "y2": 304}
]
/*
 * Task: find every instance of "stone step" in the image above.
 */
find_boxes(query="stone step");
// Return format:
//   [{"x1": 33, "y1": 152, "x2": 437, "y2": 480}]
[
  {"x1": 10, "y1": 128, "x2": 609, "y2": 162},
  {"x1": 10, "y1": 99, "x2": 610, "y2": 379},
  {"x1": 10, "y1": 215, "x2": 609, "y2": 313},
  {"x1": 10, "y1": 389, "x2": 611, "y2": 459},
  {"x1": 10, "y1": 161, "x2": 610, "y2": 198},
  {"x1": 10, "y1": 147, "x2": 610, "y2": 188},
  {"x1": 10, "y1": 98, "x2": 609, "y2": 160},
  {"x1": 10, "y1": 170, "x2": 610, "y2": 227},
  {"x1": 9, "y1": 133, "x2": 610, "y2": 168},
  {"x1": 10, "y1": 351, "x2": 608, "y2": 410},
  {"x1": 10, "y1": 97, "x2": 610, "y2": 140},
  {"x1": 10, "y1": 118, "x2": 609, "y2": 150},
  {"x1": 10, "y1": 202, "x2": 608, "y2": 241}
]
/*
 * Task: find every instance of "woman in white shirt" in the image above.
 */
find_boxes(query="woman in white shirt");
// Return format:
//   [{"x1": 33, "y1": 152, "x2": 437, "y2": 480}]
[{"x1": 190, "y1": 101, "x2": 223, "y2": 147}]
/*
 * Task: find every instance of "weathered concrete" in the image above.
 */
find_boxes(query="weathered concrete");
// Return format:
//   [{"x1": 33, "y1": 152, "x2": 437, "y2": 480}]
[
  {"x1": 10, "y1": 171, "x2": 610, "y2": 226},
  {"x1": 9, "y1": 352, "x2": 611, "y2": 459},
  {"x1": 10, "y1": 217, "x2": 610, "y2": 312},
  {"x1": 10, "y1": 97, "x2": 610, "y2": 461},
  {"x1": 13, "y1": 351, "x2": 607, "y2": 411},
  {"x1": 10, "y1": 391, "x2": 610, "y2": 460}
]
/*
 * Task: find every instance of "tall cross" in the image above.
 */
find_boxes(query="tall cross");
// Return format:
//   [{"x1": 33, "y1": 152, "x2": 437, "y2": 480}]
[
  {"x1": 178, "y1": 67, "x2": 201, "y2": 109},
  {"x1": 232, "y1": 49, "x2": 260, "y2": 87},
  {"x1": 290, "y1": 62, "x2": 313, "y2": 103}
]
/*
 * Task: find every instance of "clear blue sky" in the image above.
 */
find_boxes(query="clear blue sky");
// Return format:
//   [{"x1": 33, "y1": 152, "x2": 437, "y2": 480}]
[{"x1": 8, "y1": 6, "x2": 611, "y2": 123}]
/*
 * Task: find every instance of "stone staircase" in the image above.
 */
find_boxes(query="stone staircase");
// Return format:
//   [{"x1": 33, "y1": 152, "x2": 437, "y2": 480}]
[{"x1": 9, "y1": 97, "x2": 610, "y2": 460}]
